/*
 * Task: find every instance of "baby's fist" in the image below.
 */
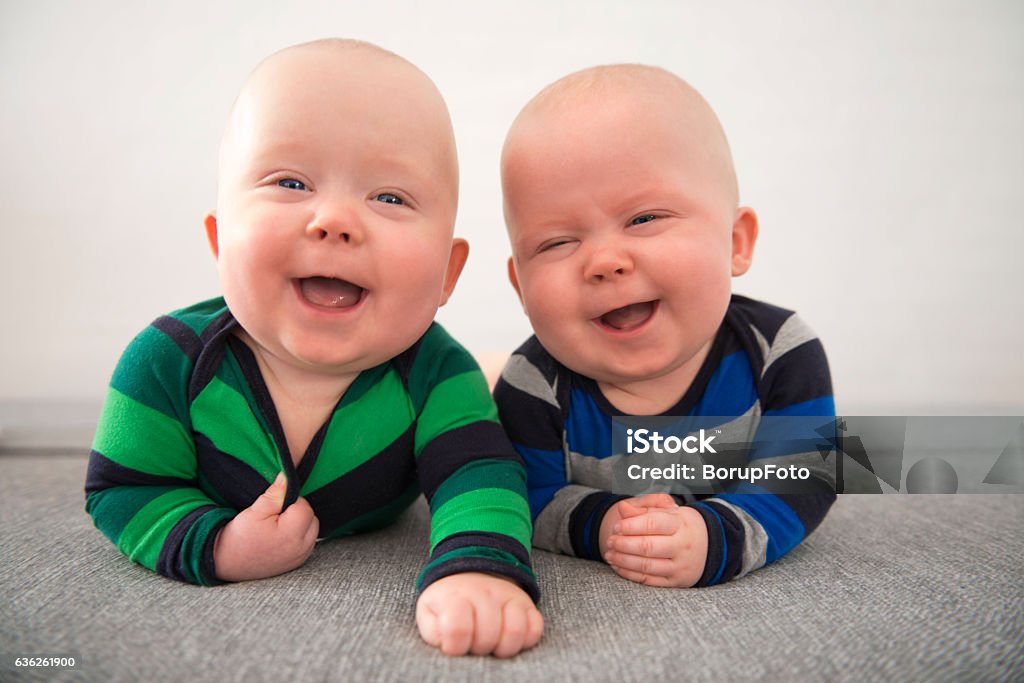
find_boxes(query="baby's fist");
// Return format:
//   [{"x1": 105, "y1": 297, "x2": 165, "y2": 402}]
[
  {"x1": 416, "y1": 572, "x2": 543, "y2": 658},
  {"x1": 214, "y1": 473, "x2": 319, "y2": 582}
]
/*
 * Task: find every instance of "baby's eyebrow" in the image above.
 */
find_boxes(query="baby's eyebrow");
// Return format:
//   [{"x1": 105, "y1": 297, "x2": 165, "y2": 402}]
[
  {"x1": 511, "y1": 232, "x2": 543, "y2": 254},
  {"x1": 514, "y1": 227, "x2": 567, "y2": 254},
  {"x1": 240, "y1": 142, "x2": 310, "y2": 172}
]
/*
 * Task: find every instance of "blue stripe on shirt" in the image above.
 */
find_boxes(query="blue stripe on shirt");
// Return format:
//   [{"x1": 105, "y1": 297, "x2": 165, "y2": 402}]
[
  {"x1": 566, "y1": 388, "x2": 613, "y2": 457},
  {"x1": 693, "y1": 502, "x2": 728, "y2": 585},
  {"x1": 513, "y1": 443, "x2": 565, "y2": 520},
  {"x1": 717, "y1": 483, "x2": 806, "y2": 563},
  {"x1": 691, "y1": 351, "x2": 758, "y2": 416}
]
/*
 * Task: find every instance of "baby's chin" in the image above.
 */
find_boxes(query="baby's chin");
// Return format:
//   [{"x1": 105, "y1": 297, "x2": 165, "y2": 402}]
[
  {"x1": 586, "y1": 364, "x2": 674, "y2": 387},
  {"x1": 281, "y1": 339, "x2": 402, "y2": 375},
  {"x1": 279, "y1": 321, "x2": 434, "y2": 375},
  {"x1": 558, "y1": 346, "x2": 693, "y2": 389},
  {"x1": 556, "y1": 353, "x2": 651, "y2": 384}
]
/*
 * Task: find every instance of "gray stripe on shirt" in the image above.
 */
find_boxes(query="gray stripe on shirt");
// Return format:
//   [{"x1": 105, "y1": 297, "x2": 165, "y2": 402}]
[
  {"x1": 500, "y1": 353, "x2": 560, "y2": 408},
  {"x1": 707, "y1": 498, "x2": 768, "y2": 578},
  {"x1": 760, "y1": 314, "x2": 819, "y2": 375},
  {"x1": 533, "y1": 484, "x2": 599, "y2": 556}
]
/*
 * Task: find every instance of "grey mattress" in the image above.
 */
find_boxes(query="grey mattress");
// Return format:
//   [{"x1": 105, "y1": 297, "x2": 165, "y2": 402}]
[{"x1": 1, "y1": 453, "x2": 1021, "y2": 682}]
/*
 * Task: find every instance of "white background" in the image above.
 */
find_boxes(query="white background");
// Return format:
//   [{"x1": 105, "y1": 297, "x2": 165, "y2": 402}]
[{"x1": 1, "y1": 0, "x2": 1021, "y2": 419}]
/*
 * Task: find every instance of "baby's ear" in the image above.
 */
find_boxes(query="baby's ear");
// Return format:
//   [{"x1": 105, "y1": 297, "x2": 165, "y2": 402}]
[
  {"x1": 507, "y1": 257, "x2": 524, "y2": 306},
  {"x1": 439, "y1": 238, "x2": 469, "y2": 306},
  {"x1": 204, "y1": 212, "x2": 219, "y2": 260},
  {"x1": 730, "y1": 207, "x2": 758, "y2": 276}
]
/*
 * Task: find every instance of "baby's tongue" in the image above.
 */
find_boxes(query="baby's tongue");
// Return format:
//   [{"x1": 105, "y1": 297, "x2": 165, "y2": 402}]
[
  {"x1": 600, "y1": 301, "x2": 655, "y2": 330},
  {"x1": 299, "y1": 277, "x2": 363, "y2": 308}
]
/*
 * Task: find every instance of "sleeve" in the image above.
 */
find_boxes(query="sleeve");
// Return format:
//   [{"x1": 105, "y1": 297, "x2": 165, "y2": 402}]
[
  {"x1": 690, "y1": 313, "x2": 836, "y2": 586},
  {"x1": 85, "y1": 318, "x2": 237, "y2": 586},
  {"x1": 410, "y1": 329, "x2": 539, "y2": 602},
  {"x1": 493, "y1": 341, "x2": 628, "y2": 562}
]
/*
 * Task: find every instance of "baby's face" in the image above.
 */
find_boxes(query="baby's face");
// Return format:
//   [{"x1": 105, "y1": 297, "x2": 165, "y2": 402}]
[
  {"x1": 503, "y1": 92, "x2": 754, "y2": 390},
  {"x1": 208, "y1": 46, "x2": 462, "y2": 376}
]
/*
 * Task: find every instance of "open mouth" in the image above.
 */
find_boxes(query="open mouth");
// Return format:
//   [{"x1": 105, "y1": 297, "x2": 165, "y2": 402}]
[
  {"x1": 596, "y1": 300, "x2": 658, "y2": 331},
  {"x1": 296, "y1": 276, "x2": 365, "y2": 309}
]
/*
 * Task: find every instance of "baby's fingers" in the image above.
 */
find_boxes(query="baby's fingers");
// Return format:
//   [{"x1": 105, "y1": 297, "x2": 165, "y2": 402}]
[
  {"x1": 615, "y1": 509, "x2": 679, "y2": 536},
  {"x1": 630, "y1": 493, "x2": 678, "y2": 509},
  {"x1": 279, "y1": 496, "x2": 317, "y2": 538},
  {"x1": 605, "y1": 533, "x2": 675, "y2": 559},
  {"x1": 525, "y1": 605, "x2": 544, "y2": 649},
  {"x1": 438, "y1": 596, "x2": 475, "y2": 656},
  {"x1": 302, "y1": 514, "x2": 320, "y2": 552},
  {"x1": 606, "y1": 549, "x2": 676, "y2": 578},
  {"x1": 611, "y1": 564, "x2": 676, "y2": 587},
  {"x1": 470, "y1": 598, "x2": 501, "y2": 656},
  {"x1": 492, "y1": 602, "x2": 527, "y2": 659},
  {"x1": 416, "y1": 602, "x2": 441, "y2": 648},
  {"x1": 617, "y1": 499, "x2": 646, "y2": 519}
]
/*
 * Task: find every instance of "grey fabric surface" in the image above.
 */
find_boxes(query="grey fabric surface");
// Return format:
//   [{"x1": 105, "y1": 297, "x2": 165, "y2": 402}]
[{"x1": 1, "y1": 453, "x2": 1021, "y2": 683}]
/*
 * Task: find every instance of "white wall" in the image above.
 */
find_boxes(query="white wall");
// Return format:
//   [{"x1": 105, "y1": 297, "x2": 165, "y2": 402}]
[{"x1": 1, "y1": 0, "x2": 1021, "y2": 418}]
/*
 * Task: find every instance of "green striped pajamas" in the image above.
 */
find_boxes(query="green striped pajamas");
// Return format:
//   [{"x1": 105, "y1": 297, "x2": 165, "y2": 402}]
[{"x1": 86, "y1": 297, "x2": 538, "y2": 600}]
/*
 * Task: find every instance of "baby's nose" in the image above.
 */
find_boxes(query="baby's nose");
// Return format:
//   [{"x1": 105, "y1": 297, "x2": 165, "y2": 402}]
[
  {"x1": 306, "y1": 205, "x2": 364, "y2": 244},
  {"x1": 584, "y1": 246, "x2": 634, "y2": 281}
]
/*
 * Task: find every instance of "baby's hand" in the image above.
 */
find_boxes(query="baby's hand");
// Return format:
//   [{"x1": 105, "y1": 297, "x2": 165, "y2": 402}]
[
  {"x1": 602, "y1": 494, "x2": 708, "y2": 588},
  {"x1": 416, "y1": 572, "x2": 543, "y2": 658},
  {"x1": 213, "y1": 473, "x2": 320, "y2": 582},
  {"x1": 598, "y1": 492, "x2": 677, "y2": 556}
]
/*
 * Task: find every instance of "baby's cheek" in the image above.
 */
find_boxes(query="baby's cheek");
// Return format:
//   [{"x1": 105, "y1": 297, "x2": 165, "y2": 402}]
[
  {"x1": 378, "y1": 246, "x2": 451, "y2": 337},
  {"x1": 521, "y1": 275, "x2": 568, "y2": 321},
  {"x1": 389, "y1": 238, "x2": 451, "y2": 287}
]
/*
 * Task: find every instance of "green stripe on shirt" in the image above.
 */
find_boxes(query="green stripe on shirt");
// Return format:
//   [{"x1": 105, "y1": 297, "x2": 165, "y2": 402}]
[
  {"x1": 109, "y1": 326, "x2": 193, "y2": 424},
  {"x1": 429, "y1": 487, "x2": 533, "y2": 551},
  {"x1": 93, "y1": 388, "x2": 196, "y2": 478},
  {"x1": 428, "y1": 459, "x2": 527, "y2": 512},
  {"x1": 414, "y1": 371, "x2": 499, "y2": 455},
  {"x1": 405, "y1": 325, "x2": 482, "y2": 413},
  {"x1": 118, "y1": 488, "x2": 227, "y2": 570},
  {"x1": 305, "y1": 368, "x2": 414, "y2": 495},
  {"x1": 191, "y1": 376, "x2": 281, "y2": 478}
]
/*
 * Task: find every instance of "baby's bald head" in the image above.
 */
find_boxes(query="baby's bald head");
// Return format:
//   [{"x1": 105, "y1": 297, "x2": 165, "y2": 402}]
[
  {"x1": 218, "y1": 38, "x2": 458, "y2": 208},
  {"x1": 502, "y1": 64, "x2": 739, "y2": 238}
]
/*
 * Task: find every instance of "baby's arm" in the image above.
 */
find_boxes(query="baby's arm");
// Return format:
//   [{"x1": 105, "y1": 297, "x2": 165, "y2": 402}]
[
  {"x1": 86, "y1": 323, "x2": 237, "y2": 584},
  {"x1": 690, "y1": 319, "x2": 837, "y2": 584},
  {"x1": 494, "y1": 342, "x2": 630, "y2": 561},
  {"x1": 411, "y1": 329, "x2": 542, "y2": 657},
  {"x1": 86, "y1": 319, "x2": 318, "y2": 584},
  {"x1": 600, "y1": 317, "x2": 838, "y2": 588}
]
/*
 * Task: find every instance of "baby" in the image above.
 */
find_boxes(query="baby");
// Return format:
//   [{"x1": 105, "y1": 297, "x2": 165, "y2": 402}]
[
  {"x1": 85, "y1": 39, "x2": 542, "y2": 657},
  {"x1": 495, "y1": 65, "x2": 837, "y2": 587}
]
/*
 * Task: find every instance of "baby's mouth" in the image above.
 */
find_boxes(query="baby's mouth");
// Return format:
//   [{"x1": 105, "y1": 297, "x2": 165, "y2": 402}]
[
  {"x1": 597, "y1": 300, "x2": 658, "y2": 331},
  {"x1": 297, "y1": 276, "x2": 364, "y2": 309}
]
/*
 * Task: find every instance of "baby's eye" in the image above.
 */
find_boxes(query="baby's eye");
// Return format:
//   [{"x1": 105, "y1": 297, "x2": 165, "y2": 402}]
[
  {"x1": 374, "y1": 193, "x2": 404, "y2": 205},
  {"x1": 630, "y1": 214, "x2": 657, "y2": 225},
  {"x1": 278, "y1": 178, "x2": 308, "y2": 191},
  {"x1": 538, "y1": 238, "x2": 573, "y2": 253}
]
